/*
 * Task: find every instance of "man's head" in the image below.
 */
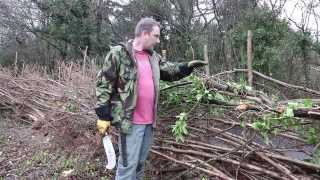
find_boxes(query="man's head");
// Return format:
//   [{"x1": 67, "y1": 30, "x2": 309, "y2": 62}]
[{"x1": 134, "y1": 17, "x2": 160, "y2": 50}]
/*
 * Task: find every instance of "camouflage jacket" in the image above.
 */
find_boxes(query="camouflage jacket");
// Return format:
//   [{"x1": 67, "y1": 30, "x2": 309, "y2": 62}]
[{"x1": 95, "y1": 40, "x2": 193, "y2": 134}]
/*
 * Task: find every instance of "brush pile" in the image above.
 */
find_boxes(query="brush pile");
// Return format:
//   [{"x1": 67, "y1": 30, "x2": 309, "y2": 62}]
[{"x1": 1, "y1": 63, "x2": 320, "y2": 179}]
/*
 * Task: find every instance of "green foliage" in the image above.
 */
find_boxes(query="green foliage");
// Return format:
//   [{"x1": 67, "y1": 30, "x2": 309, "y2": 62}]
[
  {"x1": 311, "y1": 149, "x2": 320, "y2": 165},
  {"x1": 251, "y1": 100, "x2": 320, "y2": 145},
  {"x1": 306, "y1": 128, "x2": 319, "y2": 144},
  {"x1": 65, "y1": 101, "x2": 77, "y2": 113},
  {"x1": 171, "y1": 112, "x2": 188, "y2": 142},
  {"x1": 40, "y1": 0, "x2": 111, "y2": 57},
  {"x1": 161, "y1": 75, "x2": 228, "y2": 106},
  {"x1": 59, "y1": 156, "x2": 77, "y2": 169},
  {"x1": 230, "y1": 6, "x2": 314, "y2": 80},
  {"x1": 228, "y1": 78, "x2": 252, "y2": 95},
  {"x1": 161, "y1": 75, "x2": 229, "y2": 106},
  {"x1": 303, "y1": 99, "x2": 313, "y2": 108},
  {"x1": 161, "y1": 75, "x2": 228, "y2": 142},
  {"x1": 30, "y1": 150, "x2": 51, "y2": 165},
  {"x1": 200, "y1": 176, "x2": 207, "y2": 180},
  {"x1": 0, "y1": 51, "x2": 14, "y2": 66},
  {"x1": 185, "y1": 75, "x2": 227, "y2": 103}
]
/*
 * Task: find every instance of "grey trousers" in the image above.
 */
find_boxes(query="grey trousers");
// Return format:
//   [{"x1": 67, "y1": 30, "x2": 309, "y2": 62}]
[{"x1": 115, "y1": 124, "x2": 154, "y2": 180}]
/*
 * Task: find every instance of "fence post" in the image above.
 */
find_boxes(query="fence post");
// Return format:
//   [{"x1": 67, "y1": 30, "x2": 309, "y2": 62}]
[
  {"x1": 247, "y1": 30, "x2": 253, "y2": 87},
  {"x1": 204, "y1": 45, "x2": 210, "y2": 76}
]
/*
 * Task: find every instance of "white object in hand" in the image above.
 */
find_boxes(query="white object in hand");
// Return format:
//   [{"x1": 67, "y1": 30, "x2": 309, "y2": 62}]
[{"x1": 103, "y1": 133, "x2": 116, "y2": 170}]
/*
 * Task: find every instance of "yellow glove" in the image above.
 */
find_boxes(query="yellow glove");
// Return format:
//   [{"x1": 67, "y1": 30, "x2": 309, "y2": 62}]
[{"x1": 97, "y1": 120, "x2": 111, "y2": 135}]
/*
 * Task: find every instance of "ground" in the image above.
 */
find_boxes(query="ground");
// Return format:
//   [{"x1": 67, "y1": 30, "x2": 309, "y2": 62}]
[{"x1": 0, "y1": 111, "x2": 114, "y2": 180}]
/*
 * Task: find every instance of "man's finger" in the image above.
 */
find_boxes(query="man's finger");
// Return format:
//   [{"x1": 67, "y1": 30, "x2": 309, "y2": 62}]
[{"x1": 106, "y1": 126, "x2": 112, "y2": 134}]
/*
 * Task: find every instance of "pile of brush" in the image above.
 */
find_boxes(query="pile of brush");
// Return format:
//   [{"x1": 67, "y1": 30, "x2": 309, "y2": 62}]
[{"x1": 1, "y1": 63, "x2": 320, "y2": 179}]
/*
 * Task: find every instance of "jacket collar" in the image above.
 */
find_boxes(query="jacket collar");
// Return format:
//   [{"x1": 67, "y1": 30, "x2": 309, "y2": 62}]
[{"x1": 120, "y1": 39, "x2": 154, "y2": 58}]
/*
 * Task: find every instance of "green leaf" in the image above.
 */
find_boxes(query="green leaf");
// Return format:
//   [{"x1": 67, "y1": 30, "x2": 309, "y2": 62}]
[
  {"x1": 214, "y1": 93, "x2": 225, "y2": 101},
  {"x1": 287, "y1": 102, "x2": 299, "y2": 110},
  {"x1": 245, "y1": 85, "x2": 253, "y2": 91},
  {"x1": 240, "y1": 120, "x2": 245, "y2": 128},
  {"x1": 262, "y1": 132, "x2": 270, "y2": 145},
  {"x1": 207, "y1": 93, "x2": 214, "y2": 100},
  {"x1": 252, "y1": 122, "x2": 264, "y2": 130},
  {"x1": 176, "y1": 112, "x2": 187, "y2": 121},
  {"x1": 182, "y1": 126, "x2": 188, "y2": 135},
  {"x1": 303, "y1": 99, "x2": 313, "y2": 108},
  {"x1": 284, "y1": 108, "x2": 294, "y2": 117},
  {"x1": 196, "y1": 94, "x2": 203, "y2": 101}
]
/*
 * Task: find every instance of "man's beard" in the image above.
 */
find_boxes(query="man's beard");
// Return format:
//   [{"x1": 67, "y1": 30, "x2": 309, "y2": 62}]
[{"x1": 143, "y1": 44, "x2": 154, "y2": 52}]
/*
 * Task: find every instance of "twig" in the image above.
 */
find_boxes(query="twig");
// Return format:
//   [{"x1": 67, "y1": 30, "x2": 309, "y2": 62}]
[
  {"x1": 160, "y1": 82, "x2": 192, "y2": 91},
  {"x1": 151, "y1": 150, "x2": 233, "y2": 179},
  {"x1": 215, "y1": 69, "x2": 320, "y2": 96}
]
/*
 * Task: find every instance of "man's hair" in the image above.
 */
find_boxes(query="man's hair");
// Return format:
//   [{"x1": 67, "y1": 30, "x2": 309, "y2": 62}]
[{"x1": 135, "y1": 17, "x2": 160, "y2": 37}]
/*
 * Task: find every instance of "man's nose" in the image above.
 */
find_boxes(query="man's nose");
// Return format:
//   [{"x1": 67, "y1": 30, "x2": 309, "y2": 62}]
[{"x1": 157, "y1": 38, "x2": 160, "y2": 43}]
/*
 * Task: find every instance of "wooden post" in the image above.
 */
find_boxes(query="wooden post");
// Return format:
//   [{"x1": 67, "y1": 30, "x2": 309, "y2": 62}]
[
  {"x1": 82, "y1": 46, "x2": 88, "y2": 75},
  {"x1": 247, "y1": 30, "x2": 253, "y2": 87},
  {"x1": 69, "y1": 61, "x2": 73, "y2": 81},
  {"x1": 58, "y1": 64, "x2": 61, "y2": 82},
  {"x1": 204, "y1": 45, "x2": 210, "y2": 76},
  {"x1": 91, "y1": 58, "x2": 95, "y2": 78},
  {"x1": 14, "y1": 51, "x2": 18, "y2": 76},
  {"x1": 161, "y1": 50, "x2": 167, "y2": 61},
  {"x1": 190, "y1": 43, "x2": 195, "y2": 61}
]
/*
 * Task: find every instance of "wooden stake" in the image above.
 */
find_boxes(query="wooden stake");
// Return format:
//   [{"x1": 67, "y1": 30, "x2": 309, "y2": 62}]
[
  {"x1": 247, "y1": 30, "x2": 253, "y2": 87},
  {"x1": 14, "y1": 51, "x2": 18, "y2": 76},
  {"x1": 82, "y1": 46, "x2": 88, "y2": 75},
  {"x1": 161, "y1": 50, "x2": 167, "y2": 61},
  {"x1": 204, "y1": 45, "x2": 210, "y2": 76}
]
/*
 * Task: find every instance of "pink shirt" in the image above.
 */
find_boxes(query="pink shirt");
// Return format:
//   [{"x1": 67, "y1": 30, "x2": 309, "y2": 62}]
[{"x1": 132, "y1": 50, "x2": 155, "y2": 124}]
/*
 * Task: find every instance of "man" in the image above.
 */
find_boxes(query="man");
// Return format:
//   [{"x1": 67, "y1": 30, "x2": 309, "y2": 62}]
[{"x1": 95, "y1": 17, "x2": 207, "y2": 180}]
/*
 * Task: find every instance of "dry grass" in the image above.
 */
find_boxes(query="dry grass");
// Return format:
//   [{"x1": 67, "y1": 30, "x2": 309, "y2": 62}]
[{"x1": 0, "y1": 61, "x2": 114, "y2": 179}]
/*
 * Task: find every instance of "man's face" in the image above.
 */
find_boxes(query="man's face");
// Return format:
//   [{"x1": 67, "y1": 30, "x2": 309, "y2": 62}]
[{"x1": 142, "y1": 25, "x2": 160, "y2": 50}]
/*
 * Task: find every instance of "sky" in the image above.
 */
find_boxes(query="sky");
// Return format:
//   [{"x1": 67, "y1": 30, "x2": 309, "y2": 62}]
[{"x1": 278, "y1": 0, "x2": 320, "y2": 38}]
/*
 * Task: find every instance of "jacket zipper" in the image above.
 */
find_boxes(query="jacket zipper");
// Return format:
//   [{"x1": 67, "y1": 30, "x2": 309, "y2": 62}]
[{"x1": 149, "y1": 55, "x2": 157, "y2": 126}]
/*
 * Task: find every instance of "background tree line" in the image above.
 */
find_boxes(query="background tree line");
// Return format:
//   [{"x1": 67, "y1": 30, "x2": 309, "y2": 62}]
[{"x1": 0, "y1": 0, "x2": 320, "y2": 95}]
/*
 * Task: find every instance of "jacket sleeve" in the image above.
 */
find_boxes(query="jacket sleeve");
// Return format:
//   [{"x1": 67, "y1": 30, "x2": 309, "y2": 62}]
[
  {"x1": 95, "y1": 50, "x2": 119, "y2": 121},
  {"x1": 159, "y1": 54, "x2": 193, "y2": 81}
]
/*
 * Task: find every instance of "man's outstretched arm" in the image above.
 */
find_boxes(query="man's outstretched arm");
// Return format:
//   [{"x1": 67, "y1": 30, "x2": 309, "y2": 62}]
[{"x1": 159, "y1": 54, "x2": 207, "y2": 81}]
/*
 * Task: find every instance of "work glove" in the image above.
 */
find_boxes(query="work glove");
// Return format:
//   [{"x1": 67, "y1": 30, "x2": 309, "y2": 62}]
[
  {"x1": 187, "y1": 60, "x2": 208, "y2": 68},
  {"x1": 97, "y1": 119, "x2": 111, "y2": 135}
]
